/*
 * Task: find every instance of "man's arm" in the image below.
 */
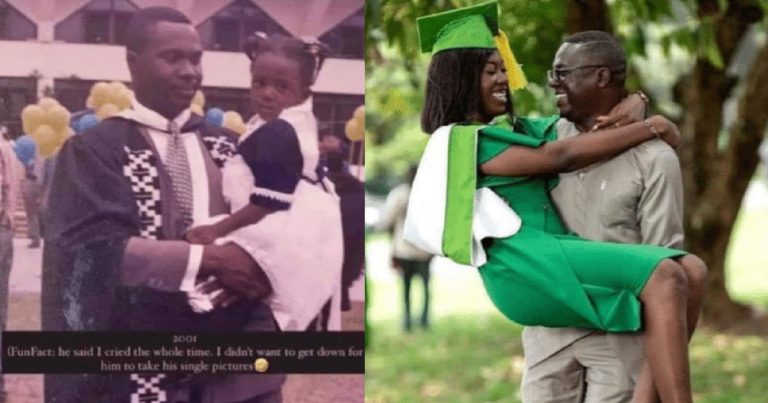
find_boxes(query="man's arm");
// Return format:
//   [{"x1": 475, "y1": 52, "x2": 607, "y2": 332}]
[
  {"x1": 637, "y1": 145, "x2": 685, "y2": 248},
  {"x1": 47, "y1": 132, "x2": 194, "y2": 293}
]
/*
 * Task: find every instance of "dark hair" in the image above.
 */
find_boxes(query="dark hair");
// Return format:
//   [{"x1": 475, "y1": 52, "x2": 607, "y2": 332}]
[
  {"x1": 563, "y1": 31, "x2": 627, "y2": 84},
  {"x1": 421, "y1": 48, "x2": 512, "y2": 134},
  {"x1": 244, "y1": 33, "x2": 331, "y2": 90},
  {"x1": 125, "y1": 7, "x2": 192, "y2": 52}
]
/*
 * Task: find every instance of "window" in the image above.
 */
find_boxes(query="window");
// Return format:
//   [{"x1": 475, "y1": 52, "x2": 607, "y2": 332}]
[
  {"x1": 54, "y1": 80, "x2": 102, "y2": 113},
  {"x1": 56, "y1": 0, "x2": 137, "y2": 45},
  {"x1": 319, "y1": 7, "x2": 364, "y2": 59},
  {"x1": 199, "y1": 0, "x2": 290, "y2": 52},
  {"x1": 0, "y1": 0, "x2": 37, "y2": 41},
  {"x1": 313, "y1": 93, "x2": 364, "y2": 160},
  {"x1": 0, "y1": 78, "x2": 39, "y2": 137}
]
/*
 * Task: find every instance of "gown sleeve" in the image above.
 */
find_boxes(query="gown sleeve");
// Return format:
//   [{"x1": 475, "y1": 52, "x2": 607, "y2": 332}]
[
  {"x1": 476, "y1": 116, "x2": 560, "y2": 189},
  {"x1": 238, "y1": 119, "x2": 303, "y2": 211}
]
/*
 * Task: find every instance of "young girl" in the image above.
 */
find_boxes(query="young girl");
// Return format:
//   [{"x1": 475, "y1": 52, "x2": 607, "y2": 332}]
[
  {"x1": 185, "y1": 34, "x2": 344, "y2": 331},
  {"x1": 407, "y1": 3, "x2": 706, "y2": 402}
]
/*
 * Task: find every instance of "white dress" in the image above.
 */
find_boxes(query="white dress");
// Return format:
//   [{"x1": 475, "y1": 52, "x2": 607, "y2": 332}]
[{"x1": 218, "y1": 99, "x2": 344, "y2": 331}]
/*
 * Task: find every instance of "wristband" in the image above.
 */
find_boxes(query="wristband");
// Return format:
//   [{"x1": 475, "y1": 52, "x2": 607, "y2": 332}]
[{"x1": 643, "y1": 118, "x2": 660, "y2": 138}]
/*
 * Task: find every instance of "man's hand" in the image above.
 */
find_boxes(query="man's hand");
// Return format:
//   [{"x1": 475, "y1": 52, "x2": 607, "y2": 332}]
[
  {"x1": 196, "y1": 277, "x2": 243, "y2": 308},
  {"x1": 200, "y1": 243, "x2": 272, "y2": 299},
  {"x1": 592, "y1": 92, "x2": 647, "y2": 131}
]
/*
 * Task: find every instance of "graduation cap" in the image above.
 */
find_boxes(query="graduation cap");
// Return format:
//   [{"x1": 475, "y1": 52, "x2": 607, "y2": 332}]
[{"x1": 416, "y1": 0, "x2": 527, "y2": 90}]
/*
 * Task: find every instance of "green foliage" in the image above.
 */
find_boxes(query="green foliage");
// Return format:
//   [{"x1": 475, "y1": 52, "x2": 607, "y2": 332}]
[{"x1": 367, "y1": 314, "x2": 768, "y2": 403}]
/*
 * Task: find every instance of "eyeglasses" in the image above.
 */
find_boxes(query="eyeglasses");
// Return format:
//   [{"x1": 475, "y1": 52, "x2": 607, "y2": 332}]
[{"x1": 547, "y1": 65, "x2": 609, "y2": 83}]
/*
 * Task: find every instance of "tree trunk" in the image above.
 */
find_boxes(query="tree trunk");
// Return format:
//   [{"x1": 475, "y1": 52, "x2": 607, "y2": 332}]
[
  {"x1": 677, "y1": 4, "x2": 768, "y2": 326},
  {"x1": 566, "y1": 0, "x2": 612, "y2": 33}
]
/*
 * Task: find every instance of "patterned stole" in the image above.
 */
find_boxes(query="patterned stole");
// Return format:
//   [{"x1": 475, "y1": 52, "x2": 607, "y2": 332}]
[
  {"x1": 120, "y1": 125, "x2": 237, "y2": 403},
  {"x1": 122, "y1": 130, "x2": 170, "y2": 402}
]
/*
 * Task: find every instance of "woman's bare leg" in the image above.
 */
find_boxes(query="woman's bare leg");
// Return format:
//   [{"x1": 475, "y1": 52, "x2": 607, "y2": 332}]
[
  {"x1": 630, "y1": 259, "x2": 692, "y2": 403},
  {"x1": 633, "y1": 256, "x2": 707, "y2": 403}
]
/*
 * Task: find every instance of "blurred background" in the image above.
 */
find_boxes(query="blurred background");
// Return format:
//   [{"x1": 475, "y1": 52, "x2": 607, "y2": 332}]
[{"x1": 364, "y1": 0, "x2": 768, "y2": 402}]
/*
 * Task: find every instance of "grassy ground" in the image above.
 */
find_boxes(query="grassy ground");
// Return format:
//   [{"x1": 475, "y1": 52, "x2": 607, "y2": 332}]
[{"x1": 366, "y1": 205, "x2": 768, "y2": 402}]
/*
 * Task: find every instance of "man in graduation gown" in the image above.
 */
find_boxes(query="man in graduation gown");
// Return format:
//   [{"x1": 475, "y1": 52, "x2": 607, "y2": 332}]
[{"x1": 42, "y1": 7, "x2": 284, "y2": 403}]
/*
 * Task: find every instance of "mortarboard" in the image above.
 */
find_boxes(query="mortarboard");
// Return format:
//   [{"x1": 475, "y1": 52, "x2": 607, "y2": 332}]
[{"x1": 416, "y1": 1, "x2": 527, "y2": 90}]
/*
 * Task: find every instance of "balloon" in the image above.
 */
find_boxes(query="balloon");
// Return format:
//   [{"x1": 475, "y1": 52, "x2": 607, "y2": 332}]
[
  {"x1": 96, "y1": 103, "x2": 120, "y2": 120},
  {"x1": 222, "y1": 111, "x2": 246, "y2": 135},
  {"x1": 21, "y1": 104, "x2": 45, "y2": 134},
  {"x1": 112, "y1": 90, "x2": 132, "y2": 110},
  {"x1": 192, "y1": 90, "x2": 205, "y2": 108},
  {"x1": 190, "y1": 104, "x2": 204, "y2": 116},
  {"x1": 38, "y1": 142, "x2": 60, "y2": 158},
  {"x1": 56, "y1": 127, "x2": 73, "y2": 147},
  {"x1": 86, "y1": 95, "x2": 96, "y2": 109},
  {"x1": 205, "y1": 107, "x2": 224, "y2": 127},
  {"x1": 77, "y1": 113, "x2": 100, "y2": 133},
  {"x1": 90, "y1": 82, "x2": 112, "y2": 108},
  {"x1": 353, "y1": 105, "x2": 365, "y2": 128},
  {"x1": 109, "y1": 81, "x2": 129, "y2": 94},
  {"x1": 12, "y1": 135, "x2": 36, "y2": 166},
  {"x1": 47, "y1": 105, "x2": 71, "y2": 131},
  {"x1": 345, "y1": 119, "x2": 363, "y2": 142},
  {"x1": 38, "y1": 97, "x2": 60, "y2": 111}
]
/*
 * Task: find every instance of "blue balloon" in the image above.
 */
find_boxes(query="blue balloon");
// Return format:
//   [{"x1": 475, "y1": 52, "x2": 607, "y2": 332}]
[
  {"x1": 205, "y1": 107, "x2": 224, "y2": 127},
  {"x1": 13, "y1": 135, "x2": 36, "y2": 166},
  {"x1": 77, "y1": 113, "x2": 100, "y2": 133}
]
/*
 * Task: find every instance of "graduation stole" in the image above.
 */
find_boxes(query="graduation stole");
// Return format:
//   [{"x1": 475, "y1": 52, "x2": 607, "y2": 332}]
[{"x1": 442, "y1": 125, "x2": 479, "y2": 265}]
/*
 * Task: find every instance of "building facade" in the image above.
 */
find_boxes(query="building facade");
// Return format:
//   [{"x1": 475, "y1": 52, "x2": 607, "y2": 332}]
[{"x1": 0, "y1": 0, "x2": 364, "y2": 138}]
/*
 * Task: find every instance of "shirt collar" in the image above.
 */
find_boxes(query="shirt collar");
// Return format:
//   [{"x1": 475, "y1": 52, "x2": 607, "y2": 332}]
[{"x1": 119, "y1": 98, "x2": 192, "y2": 133}]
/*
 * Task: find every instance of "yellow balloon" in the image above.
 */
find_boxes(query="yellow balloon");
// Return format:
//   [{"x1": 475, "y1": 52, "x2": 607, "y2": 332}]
[
  {"x1": 234, "y1": 122, "x2": 247, "y2": 135},
  {"x1": 38, "y1": 97, "x2": 60, "y2": 111},
  {"x1": 31, "y1": 124, "x2": 58, "y2": 146},
  {"x1": 345, "y1": 119, "x2": 363, "y2": 142},
  {"x1": 111, "y1": 90, "x2": 132, "y2": 110},
  {"x1": 223, "y1": 111, "x2": 244, "y2": 125},
  {"x1": 192, "y1": 90, "x2": 205, "y2": 108},
  {"x1": 56, "y1": 127, "x2": 73, "y2": 146},
  {"x1": 190, "y1": 104, "x2": 204, "y2": 116},
  {"x1": 96, "y1": 103, "x2": 120, "y2": 120},
  {"x1": 109, "y1": 81, "x2": 129, "y2": 94},
  {"x1": 90, "y1": 82, "x2": 112, "y2": 109},
  {"x1": 38, "y1": 141, "x2": 60, "y2": 158},
  {"x1": 353, "y1": 105, "x2": 365, "y2": 128},
  {"x1": 21, "y1": 104, "x2": 45, "y2": 134},
  {"x1": 86, "y1": 95, "x2": 96, "y2": 109},
  {"x1": 46, "y1": 105, "x2": 71, "y2": 131}
]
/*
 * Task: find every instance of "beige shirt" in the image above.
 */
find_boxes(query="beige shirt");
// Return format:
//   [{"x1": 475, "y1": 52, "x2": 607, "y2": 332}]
[{"x1": 523, "y1": 118, "x2": 685, "y2": 368}]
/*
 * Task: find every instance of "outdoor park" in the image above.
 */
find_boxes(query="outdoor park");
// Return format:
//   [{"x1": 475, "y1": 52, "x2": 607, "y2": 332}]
[{"x1": 364, "y1": 0, "x2": 768, "y2": 402}]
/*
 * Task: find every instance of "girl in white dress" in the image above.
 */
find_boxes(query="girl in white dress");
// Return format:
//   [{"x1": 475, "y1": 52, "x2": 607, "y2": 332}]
[{"x1": 186, "y1": 35, "x2": 344, "y2": 331}]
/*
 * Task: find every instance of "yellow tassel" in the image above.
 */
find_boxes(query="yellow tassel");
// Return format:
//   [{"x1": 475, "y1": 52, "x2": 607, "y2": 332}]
[{"x1": 493, "y1": 30, "x2": 527, "y2": 91}]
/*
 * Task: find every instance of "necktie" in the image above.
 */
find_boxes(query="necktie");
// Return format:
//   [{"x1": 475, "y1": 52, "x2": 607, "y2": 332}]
[{"x1": 165, "y1": 121, "x2": 194, "y2": 230}]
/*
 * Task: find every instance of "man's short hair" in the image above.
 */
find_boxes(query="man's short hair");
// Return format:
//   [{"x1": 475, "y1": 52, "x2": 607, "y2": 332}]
[
  {"x1": 564, "y1": 31, "x2": 626, "y2": 78},
  {"x1": 125, "y1": 7, "x2": 193, "y2": 52}
]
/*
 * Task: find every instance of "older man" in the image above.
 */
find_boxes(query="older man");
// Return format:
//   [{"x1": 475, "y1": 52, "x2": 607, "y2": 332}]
[{"x1": 521, "y1": 31, "x2": 688, "y2": 403}]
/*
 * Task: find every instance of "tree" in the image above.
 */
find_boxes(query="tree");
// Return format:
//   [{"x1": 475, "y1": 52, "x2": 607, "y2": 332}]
[{"x1": 366, "y1": 0, "x2": 768, "y2": 325}]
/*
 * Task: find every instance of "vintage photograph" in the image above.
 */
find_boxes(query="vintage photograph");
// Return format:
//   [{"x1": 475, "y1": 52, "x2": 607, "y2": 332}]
[
  {"x1": 0, "y1": 1, "x2": 364, "y2": 402},
  {"x1": 365, "y1": 0, "x2": 768, "y2": 402}
]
